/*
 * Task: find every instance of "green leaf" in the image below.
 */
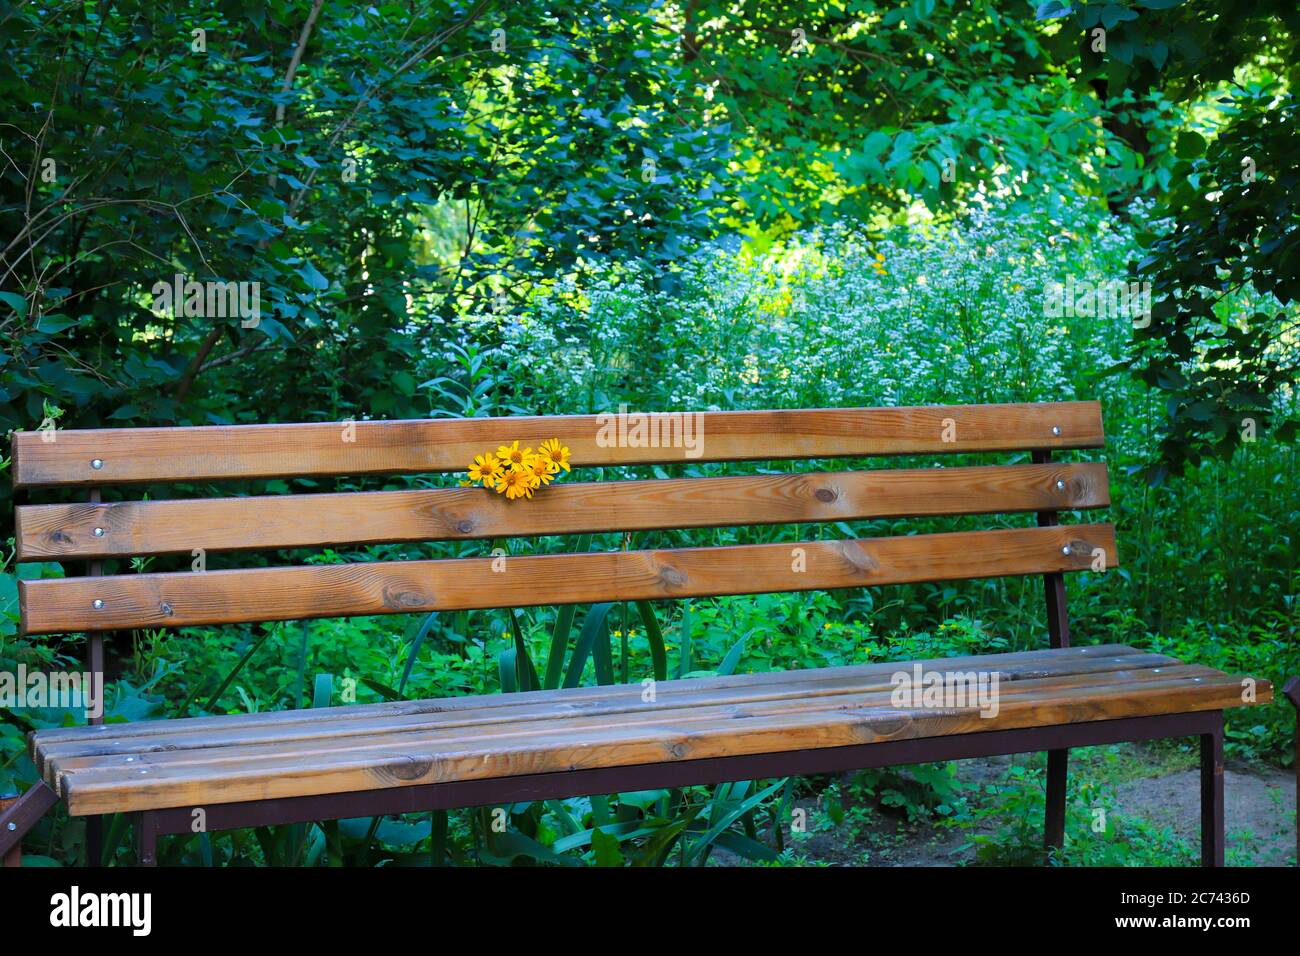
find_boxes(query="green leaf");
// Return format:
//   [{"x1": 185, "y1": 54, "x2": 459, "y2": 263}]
[
  {"x1": 498, "y1": 647, "x2": 518, "y2": 693},
  {"x1": 635, "y1": 600, "x2": 668, "y2": 681},
  {"x1": 297, "y1": 260, "x2": 329, "y2": 291},
  {"x1": 399, "y1": 612, "x2": 438, "y2": 694},
  {"x1": 563, "y1": 603, "x2": 614, "y2": 688},
  {"x1": 676, "y1": 602, "x2": 695, "y2": 678},
  {"x1": 1174, "y1": 130, "x2": 1207, "y2": 159},
  {"x1": 715, "y1": 633, "x2": 749, "y2": 676},
  {"x1": 36, "y1": 314, "x2": 77, "y2": 335},
  {"x1": 0, "y1": 291, "x2": 27, "y2": 316},
  {"x1": 683, "y1": 777, "x2": 787, "y2": 866},
  {"x1": 590, "y1": 827, "x2": 625, "y2": 866},
  {"x1": 311, "y1": 673, "x2": 333, "y2": 709},
  {"x1": 543, "y1": 534, "x2": 591, "y2": 689},
  {"x1": 508, "y1": 608, "x2": 541, "y2": 692}
]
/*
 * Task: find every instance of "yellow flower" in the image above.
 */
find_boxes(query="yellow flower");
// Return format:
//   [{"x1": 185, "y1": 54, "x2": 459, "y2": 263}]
[
  {"x1": 539, "y1": 438, "x2": 571, "y2": 473},
  {"x1": 467, "y1": 452, "x2": 504, "y2": 486},
  {"x1": 528, "y1": 454, "x2": 558, "y2": 486},
  {"x1": 498, "y1": 467, "x2": 538, "y2": 500},
  {"x1": 497, "y1": 441, "x2": 534, "y2": 470}
]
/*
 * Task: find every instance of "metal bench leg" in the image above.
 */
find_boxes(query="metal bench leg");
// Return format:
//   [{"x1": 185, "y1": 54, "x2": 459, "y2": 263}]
[
  {"x1": 1284, "y1": 678, "x2": 1298, "y2": 867},
  {"x1": 1044, "y1": 748, "x2": 1067, "y2": 855},
  {"x1": 0, "y1": 781, "x2": 59, "y2": 867},
  {"x1": 135, "y1": 813, "x2": 158, "y2": 867},
  {"x1": 1, "y1": 793, "x2": 21, "y2": 867},
  {"x1": 1200, "y1": 713, "x2": 1224, "y2": 867}
]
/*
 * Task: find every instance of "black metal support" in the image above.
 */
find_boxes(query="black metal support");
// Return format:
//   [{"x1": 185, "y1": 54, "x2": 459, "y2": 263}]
[
  {"x1": 1284, "y1": 677, "x2": 1299, "y2": 867},
  {"x1": 1199, "y1": 714, "x2": 1225, "y2": 867},
  {"x1": 134, "y1": 812, "x2": 158, "y2": 867},
  {"x1": 1032, "y1": 449, "x2": 1070, "y2": 856},
  {"x1": 85, "y1": 486, "x2": 105, "y2": 867},
  {"x1": 0, "y1": 780, "x2": 59, "y2": 864},
  {"x1": 0, "y1": 793, "x2": 21, "y2": 866},
  {"x1": 127, "y1": 711, "x2": 1224, "y2": 866}
]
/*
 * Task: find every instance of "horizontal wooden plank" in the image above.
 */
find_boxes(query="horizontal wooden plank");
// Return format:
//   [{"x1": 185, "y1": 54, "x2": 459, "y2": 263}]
[
  {"x1": 32, "y1": 647, "x2": 1178, "y2": 765},
  {"x1": 11, "y1": 401, "x2": 1105, "y2": 487},
  {"x1": 43, "y1": 666, "x2": 1229, "y2": 780},
  {"x1": 14, "y1": 462, "x2": 1111, "y2": 560},
  {"x1": 19, "y1": 523, "x2": 1118, "y2": 635},
  {"x1": 43, "y1": 662, "x2": 1264, "y2": 815},
  {"x1": 29, "y1": 644, "x2": 1155, "y2": 750}
]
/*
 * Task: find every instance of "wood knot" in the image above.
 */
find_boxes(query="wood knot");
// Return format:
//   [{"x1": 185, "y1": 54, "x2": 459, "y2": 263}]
[
  {"x1": 814, "y1": 486, "x2": 838, "y2": 503},
  {"x1": 834, "y1": 540, "x2": 878, "y2": 575},
  {"x1": 373, "y1": 756, "x2": 434, "y2": 782},
  {"x1": 382, "y1": 586, "x2": 431, "y2": 610},
  {"x1": 656, "y1": 564, "x2": 688, "y2": 589}
]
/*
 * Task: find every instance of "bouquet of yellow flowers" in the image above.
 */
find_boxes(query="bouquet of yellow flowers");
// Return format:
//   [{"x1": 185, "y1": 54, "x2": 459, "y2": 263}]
[{"x1": 465, "y1": 438, "x2": 571, "y2": 500}]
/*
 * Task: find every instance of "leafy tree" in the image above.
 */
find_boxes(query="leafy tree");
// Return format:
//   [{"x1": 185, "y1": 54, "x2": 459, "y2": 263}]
[
  {"x1": 1037, "y1": 0, "x2": 1298, "y2": 471},
  {"x1": 0, "y1": 0, "x2": 731, "y2": 440}
]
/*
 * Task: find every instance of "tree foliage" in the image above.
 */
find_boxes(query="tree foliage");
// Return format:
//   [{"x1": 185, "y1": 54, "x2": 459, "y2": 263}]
[{"x1": 0, "y1": 0, "x2": 1296, "y2": 488}]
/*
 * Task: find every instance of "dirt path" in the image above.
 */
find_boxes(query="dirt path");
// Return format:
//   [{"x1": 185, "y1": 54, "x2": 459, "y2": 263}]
[
  {"x1": 736, "y1": 745, "x2": 1296, "y2": 867},
  {"x1": 1115, "y1": 760, "x2": 1295, "y2": 867}
]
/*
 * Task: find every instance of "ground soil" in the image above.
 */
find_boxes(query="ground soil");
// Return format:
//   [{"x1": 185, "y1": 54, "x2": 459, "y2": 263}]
[{"x1": 714, "y1": 743, "x2": 1296, "y2": 867}]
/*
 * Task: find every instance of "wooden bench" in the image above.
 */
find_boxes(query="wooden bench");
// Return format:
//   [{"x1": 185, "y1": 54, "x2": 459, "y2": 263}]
[{"x1": 0, "y1": 401, "x2": 1272, "y2": 866}]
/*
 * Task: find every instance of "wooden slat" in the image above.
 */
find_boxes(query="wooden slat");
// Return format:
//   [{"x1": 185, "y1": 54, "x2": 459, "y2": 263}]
[
  {"x1": 42, "y1": 666, "x2": 1229, "y2": 779},
  {"x1": 43, "y1": 664, "x2": 1266, "y2": 816},
  {"x1": 33, "y1": 647, "x2": 1178, "y2": 765},
  {"x1": 19, "y1": 523, "x2": 1118, "y2": 635},
  {"x1": 10, "y1": 401, "x2": 1105, "y2": 487},
  {"x1": 29, "y1": 644, "x2": 1154, "y2": 749},
  {"x1": 14, "y1": 462, "x2": 1111, "y2": 560}
]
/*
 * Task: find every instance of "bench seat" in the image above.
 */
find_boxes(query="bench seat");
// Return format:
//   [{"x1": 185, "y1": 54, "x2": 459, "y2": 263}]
[{"x1": 31, "y1": 644, "x2": 1266, "y2": 817}]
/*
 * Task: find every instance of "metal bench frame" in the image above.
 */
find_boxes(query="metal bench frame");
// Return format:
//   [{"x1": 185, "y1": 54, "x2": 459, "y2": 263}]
[{"x1": 1, "y1": 447, "x2": 1249, "y2": 868}]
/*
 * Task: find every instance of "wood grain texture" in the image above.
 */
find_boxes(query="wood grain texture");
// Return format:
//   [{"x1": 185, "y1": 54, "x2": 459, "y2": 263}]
[
  {"x1": 11, "y1": 401, "x2": 1105, "y2": 487},
  {"x1": 33, "y1": 652, "x2": 1193, "y2": 769},
  {"x1": 15, "y1": 462, "x2": 1111, "y2": 560},
  {"x1": 19, "y1": 523, "x2": 1118, "y2": 635},
  {"x1": 29, "y1": 644, "x2": 1154, "y2": 750},
  {"x1": 30, "y1": 646, "x2": 1268, "y2": 815},
  {"x1": 43, "y1": 668, "x2": 1226, "y2": 777}
]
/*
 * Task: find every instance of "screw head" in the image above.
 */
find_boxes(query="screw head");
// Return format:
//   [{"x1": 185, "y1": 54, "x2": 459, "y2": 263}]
[
  {"x1": 90, "y1": 458, "x2": 104, "y2": 470},
  {"x1": 1061, "y1": 545, "x2": 1071, "y2": 555},
  {"x1": 6, "y1": 822, "x2": 15, "y2": 832},
  {"x1": 93, "y1": 527, "x2": 105, "y2": 537},
  {"x1": 1051, "y1": 426, "x2": 1061, "y2": 436},
  {"x1": 1055, "y1": 479, "x2": 1066, "y2": 490},
  {"x1": 92, "y1": 598, "x2": 105, "y2": 610}
]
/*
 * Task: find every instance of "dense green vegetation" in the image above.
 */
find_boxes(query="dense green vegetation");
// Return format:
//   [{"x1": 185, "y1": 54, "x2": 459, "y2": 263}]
[{"x1": 1, "y1": 1, "x2": 1296, "y2": 866}]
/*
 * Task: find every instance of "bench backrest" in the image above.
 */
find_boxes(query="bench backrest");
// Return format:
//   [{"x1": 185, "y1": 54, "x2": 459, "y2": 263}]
[{"x1": 11, "y1": 402, "x2": 1115, "y2": 638}]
